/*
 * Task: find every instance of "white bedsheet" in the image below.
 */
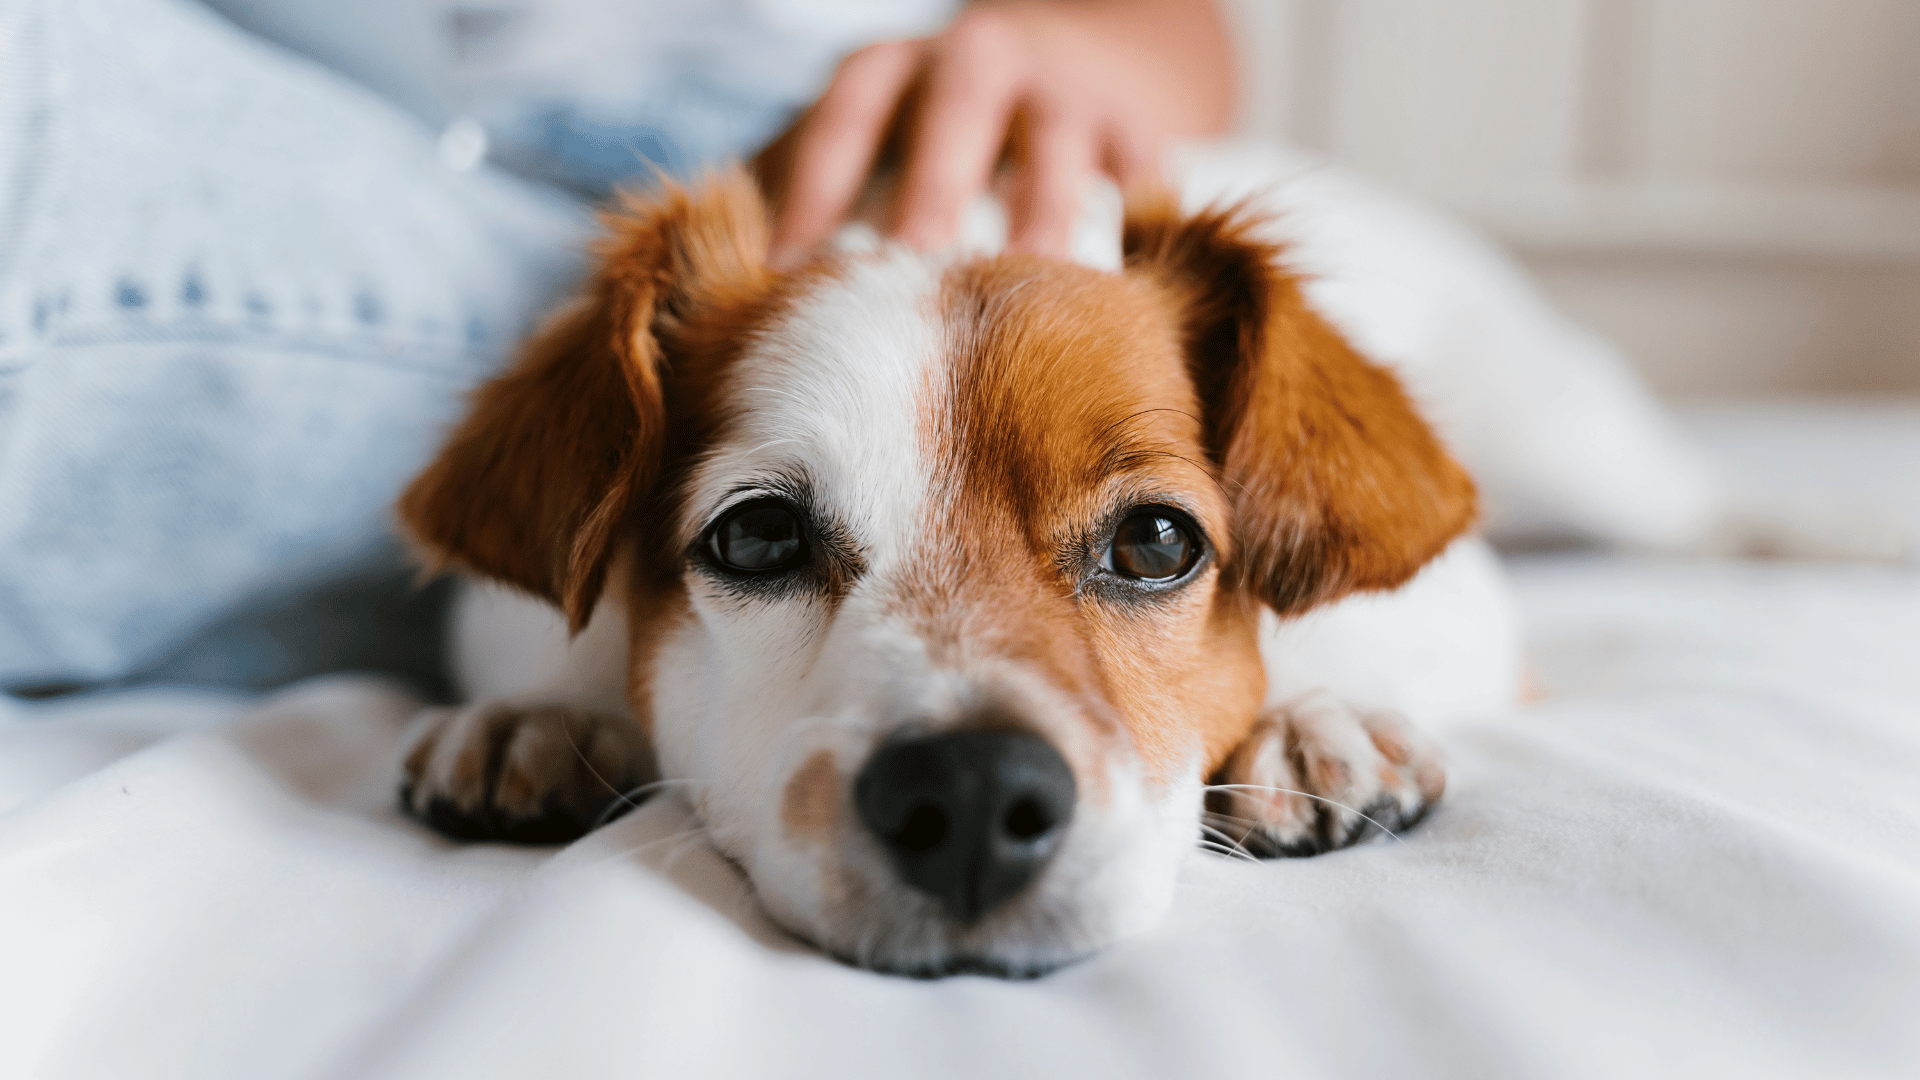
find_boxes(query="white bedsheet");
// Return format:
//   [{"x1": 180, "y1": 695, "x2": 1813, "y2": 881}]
[{"x1": 4, "y1": 402, "x2": 1917, "y2": 1080}]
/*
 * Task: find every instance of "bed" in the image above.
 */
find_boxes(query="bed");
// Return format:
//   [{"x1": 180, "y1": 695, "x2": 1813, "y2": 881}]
[{"x1": 4, "y1": 400, "x2": 1917, "y2": 1080}]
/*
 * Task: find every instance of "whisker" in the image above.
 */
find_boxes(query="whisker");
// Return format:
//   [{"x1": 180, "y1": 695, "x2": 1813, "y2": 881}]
[
  {"x1": 589, "y1": 777, "x2": 713, "y2": 830},
  {"x1": 558, "y1": 714, "x2": 636, "y2": 817},
  {"x1": 1197, "y1": 821, "x2": 1261, "y2": 863},
  {"x1": 618, "y1": 827, "x2": 711, "y2": 860},
  {"x1": 572, "y1": 826, "x2": 713, "y2": 876},
  {"x1": 1204, "y1": 783, "x2": 1408, "y2": 846},
  {"x1": 1202, "y1": 808, "x2": 1272, "y2": 833},
  {"x1": 1197, "y1": 840, "x2": 1264, "y2": 865}
]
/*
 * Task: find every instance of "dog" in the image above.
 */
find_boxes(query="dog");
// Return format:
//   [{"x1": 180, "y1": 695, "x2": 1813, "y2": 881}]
[{"x1": 390, "y1": 139, "x2": 1881, "y2": 976}]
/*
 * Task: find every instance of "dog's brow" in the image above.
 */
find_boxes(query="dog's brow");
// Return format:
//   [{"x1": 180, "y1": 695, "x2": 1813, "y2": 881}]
[
  {"x1": 714, "y1": 469, "x2": 810, "y2": 513},
  {"x1": 1094, "y1": 410, "x2": 1210, "y2": 473},
  {"x1": 1100, "y1": 443, "x2": 1205, "y2": 477},
  {"x1": 678, "y1": 467, "x2": 816, "y2": 552},
  {"x1": 1097, "y1": 407, "x2": 1205, "y2": 443},
  {"x1": 1095, "y1": 436, "x2": 1228, "y2": 494}
]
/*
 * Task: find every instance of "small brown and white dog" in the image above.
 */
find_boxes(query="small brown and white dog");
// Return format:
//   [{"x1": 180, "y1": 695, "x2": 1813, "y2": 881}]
[{"x1": 391, "y1": 141, "x2": 1880, "y2": 976}]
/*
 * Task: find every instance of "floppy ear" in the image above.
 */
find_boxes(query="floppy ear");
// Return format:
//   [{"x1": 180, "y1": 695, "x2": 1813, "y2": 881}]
[
  {"x1": 398, "y1": 168, "x2": 770, "y2": 632},
  {"x1": 1123, "y1": 197, "x2": 1477, "y2": 617}
]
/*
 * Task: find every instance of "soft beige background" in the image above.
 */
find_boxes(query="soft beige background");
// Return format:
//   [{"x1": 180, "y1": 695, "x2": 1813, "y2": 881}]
[{"x1": 1224, "y1": 0, "x2": 1920, "y2": 398}]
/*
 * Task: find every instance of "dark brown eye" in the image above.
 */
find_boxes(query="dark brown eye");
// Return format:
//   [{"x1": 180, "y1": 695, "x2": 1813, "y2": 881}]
[
  {"x1": 710, "y1": 501, "x2": 807, "y2": 572},
  {"x1": 1103, "y1": 511, "x2": 1198, "y2": 582}
]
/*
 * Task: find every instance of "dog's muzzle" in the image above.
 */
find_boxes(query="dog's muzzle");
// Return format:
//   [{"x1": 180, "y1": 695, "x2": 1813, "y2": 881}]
[{"x1": 854, "y1": 730, "x2": 1076, "y2": 924}]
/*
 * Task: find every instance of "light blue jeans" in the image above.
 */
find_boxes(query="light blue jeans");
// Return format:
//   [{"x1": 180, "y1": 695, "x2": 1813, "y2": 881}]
[{"x1": 0, "y1": 0, "x2": 599, "y2": 696}]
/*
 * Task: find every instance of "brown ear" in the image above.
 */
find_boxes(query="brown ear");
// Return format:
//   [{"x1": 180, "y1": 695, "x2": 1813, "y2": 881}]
[
  {"x1": 1124, "y1": 196, "x2": 1477, "y2": 617},
  {"x1": 398, "y1": 168, "x2": 769, "y2": 631}
]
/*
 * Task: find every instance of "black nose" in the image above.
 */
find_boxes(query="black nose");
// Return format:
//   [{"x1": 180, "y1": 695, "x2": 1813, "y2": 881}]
[{"x1": 855, "y1": 730, "x2": 1076, "y2": 924}]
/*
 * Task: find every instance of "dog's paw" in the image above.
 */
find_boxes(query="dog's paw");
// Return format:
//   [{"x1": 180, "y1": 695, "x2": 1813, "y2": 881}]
[
  {"x1": 1205, "y1": 693, "x2": 1444, "y2": 858},
  {"x1": 398, "y1": 701, "x2": 653, "y2": 844}
]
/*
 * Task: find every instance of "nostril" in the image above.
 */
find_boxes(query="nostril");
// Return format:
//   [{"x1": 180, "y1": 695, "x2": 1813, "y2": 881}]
[
  {"x1": 1002, "y1": 797, "x2": 1052, "y2": 841},
  {"x1": 855, "y1": 729, "x2": 1076, "y2": 924},
  {"x1": 891, "y1": 801, "x2": 949, "y2": 853}
]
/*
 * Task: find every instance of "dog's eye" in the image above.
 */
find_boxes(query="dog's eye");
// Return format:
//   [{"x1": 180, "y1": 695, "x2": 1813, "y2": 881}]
[
  {"x1": 1103, "y1": 511, "x2": 1198, "y2": 582},
  {"x1": 710, "y1": 501, "x2": 807, "y2": 573}
]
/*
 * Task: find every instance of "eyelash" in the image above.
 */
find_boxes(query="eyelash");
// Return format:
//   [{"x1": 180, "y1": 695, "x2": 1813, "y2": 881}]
[
  {"x1": 694, "y1": 492, "x2": 872, "y2": 601},
  {"x1": 1091, "y1": 505, "x2": 1209, "y2": 592}
]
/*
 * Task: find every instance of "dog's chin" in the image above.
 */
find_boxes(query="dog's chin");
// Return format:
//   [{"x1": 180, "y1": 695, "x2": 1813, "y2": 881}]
[
  {"x1": 763, "y1": 905, "x2": 1103, "y2": 981},
  {"x1": 746, "y1": 855, "x2": 1181, "y2": 980}
]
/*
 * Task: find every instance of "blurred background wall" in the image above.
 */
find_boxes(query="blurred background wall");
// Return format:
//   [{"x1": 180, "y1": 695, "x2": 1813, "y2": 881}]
[{"x1": 1222, "y1": 0, "x2": 1920, "y2": 399}]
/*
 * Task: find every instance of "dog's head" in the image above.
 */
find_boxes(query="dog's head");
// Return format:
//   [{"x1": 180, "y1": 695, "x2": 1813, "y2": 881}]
[{"x1": 400, "y1": 169, "x2": 1473, "y2": 975}]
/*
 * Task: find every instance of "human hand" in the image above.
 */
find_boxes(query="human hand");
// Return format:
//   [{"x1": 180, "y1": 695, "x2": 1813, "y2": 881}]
[{"x1": 765, "y1": 0, "x2": 1233, "y2": 268}]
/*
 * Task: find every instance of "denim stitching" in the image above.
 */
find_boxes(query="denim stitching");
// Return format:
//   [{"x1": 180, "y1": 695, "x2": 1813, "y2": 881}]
[{"x1": 27, "y1": 321, "x2": 505, "y2": 378}]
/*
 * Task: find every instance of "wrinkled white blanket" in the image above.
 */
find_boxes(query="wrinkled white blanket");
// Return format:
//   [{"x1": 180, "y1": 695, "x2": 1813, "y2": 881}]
[{"x1": 4, "y1": 402, "x2": 1917, "y2": 1080}]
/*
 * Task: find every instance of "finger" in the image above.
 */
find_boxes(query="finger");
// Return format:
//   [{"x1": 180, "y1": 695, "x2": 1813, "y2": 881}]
[
  {"x1": 893, "y1": 13, "x2": 1025, "y2": 250},
  {"x1": 768, "y1": 40, "x2": 923, "y2": 269},
  {"x1": 1101, "y1": 123, "x2": 1165, "y2": 196},
  {"x1": 1006, "y1": 104, "x2": 1094, "y2": 259}
]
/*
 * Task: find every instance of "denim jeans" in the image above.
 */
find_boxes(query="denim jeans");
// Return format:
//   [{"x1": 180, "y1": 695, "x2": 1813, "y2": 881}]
[{"x1": 0, "y1": 0, "x2": 596, "y2": 696}]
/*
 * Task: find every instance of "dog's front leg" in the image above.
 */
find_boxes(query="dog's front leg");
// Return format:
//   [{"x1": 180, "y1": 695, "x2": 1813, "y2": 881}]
[
  {"x1": 1206, "y1": 693, "x2": 1444, "y2": 858},
  {"x1": 1213, "y1": 537, "x2": 1516, "y2": 856},
  {"x1": 398, "y1": 577, "x2": 654, "y2": 844}
]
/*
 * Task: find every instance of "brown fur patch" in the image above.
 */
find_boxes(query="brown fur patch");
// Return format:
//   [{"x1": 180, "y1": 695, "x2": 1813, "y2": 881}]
[
  {"x1": 781, "y1": 749, "x2": 841, "y2": 841},
  {"x1": 1122, "y1": 194, "x2": 1479, "y2": 618},
  {"x1": 396, "y1": 168, "x2": 776, "y2": 632}
]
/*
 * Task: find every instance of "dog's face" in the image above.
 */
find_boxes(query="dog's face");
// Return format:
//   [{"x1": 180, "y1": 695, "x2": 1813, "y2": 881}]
[
  {"x1": 402, "y1": 171, "x2": 1473, "y2": 975},
  {"x1": 653, "y1": 249, "x2": 1268, "y2": 974}
]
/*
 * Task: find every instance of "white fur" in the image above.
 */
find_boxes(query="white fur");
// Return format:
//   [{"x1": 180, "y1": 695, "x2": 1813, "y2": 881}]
[
  {"x1": 452, "y1": 578, "x2": 626, "y2": 715},
  {"x1": 1262, "y1": 536, "x2": 1522, "y2": 732},
  {"x1": 674, "y1": 249, "x2": 940, "y2": 561}
]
